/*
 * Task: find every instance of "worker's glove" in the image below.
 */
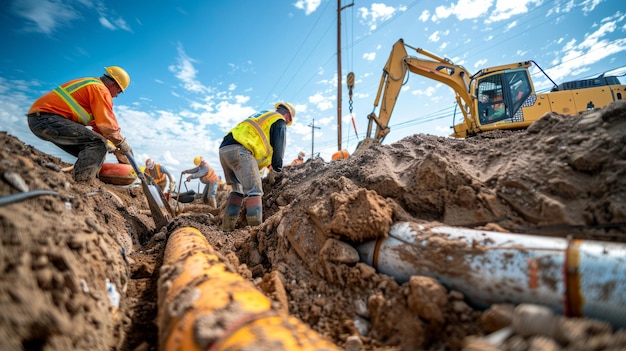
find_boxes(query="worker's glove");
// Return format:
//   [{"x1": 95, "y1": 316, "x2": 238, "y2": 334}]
[
  {"x1": 117, "y1": 139, "x2": 132, "y2": 154},
  {"x1": 113, "y1": 149, "x2": 130, "y2": 164},
  {"x1": 186, "y1": 176, "x2": 191, "y2": 182},
  {"x1": 105, "y1": 140, "x2": 117, "y2": 153},
  {"x1": 169, "y1": 182, "x2": 175, "y2": 191},
  {"x1": 267, "y1": 170, "x2": 280, "y2": 186}
]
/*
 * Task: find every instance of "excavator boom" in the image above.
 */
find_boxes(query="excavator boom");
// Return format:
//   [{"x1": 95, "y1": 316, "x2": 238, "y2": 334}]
[{"x1": 362, "y1": 39, "x2": 473, "y2": 147}]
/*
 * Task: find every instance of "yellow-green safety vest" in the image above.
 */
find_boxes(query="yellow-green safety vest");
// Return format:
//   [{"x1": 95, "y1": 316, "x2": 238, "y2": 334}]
[{"x1": 230, "y1": 111, "x2": 285, "y2": 169}]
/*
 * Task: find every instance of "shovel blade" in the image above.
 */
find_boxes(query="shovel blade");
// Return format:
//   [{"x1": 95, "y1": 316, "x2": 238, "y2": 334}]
[{"x1": 125, "y1": 152, "x2": 170, "y2": 229}]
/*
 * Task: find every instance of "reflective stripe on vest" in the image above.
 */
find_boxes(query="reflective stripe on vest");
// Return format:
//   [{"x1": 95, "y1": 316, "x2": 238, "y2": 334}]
[
  {"x1": 53, "y1": 78, "x2": 104, "y2": 125},
  {"x1": 201, "y1": 165, "x2": 218, "y2": 182},
  {"x1": 149, "y1": 165, "x2": 166, "y2": 183},
  {"x1": 230, "y1": 111, "x2": 285, "y2": 169}
]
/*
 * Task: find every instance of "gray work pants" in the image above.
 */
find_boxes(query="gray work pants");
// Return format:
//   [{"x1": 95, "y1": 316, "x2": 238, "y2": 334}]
[
  {"x1": 201, "y1": 181, "x2": 218, "y2": 202},
  {"x1": 28, "y1": 113, "x2": 107, "y2": 181},
  {"x1": 218, "y1": 144, "x2": 263, "y2": 196}
]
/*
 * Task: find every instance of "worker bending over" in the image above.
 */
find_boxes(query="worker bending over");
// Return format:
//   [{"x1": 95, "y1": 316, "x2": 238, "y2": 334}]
[
  {"x1": 144, "y1": 158, "x2": 175, "y2": 192},
  {"x1": 218, "y1": 102, "x2": 295, "y2": 231},
  {"x1": 290, "y1": 151, "x2": 305, "y2": 166},
  {"x1": 182, "y1": 156, "x2": 220, "y2": 208},
  {"x1": 27, "y1": 66, "x2": 133, "y2": 182}
]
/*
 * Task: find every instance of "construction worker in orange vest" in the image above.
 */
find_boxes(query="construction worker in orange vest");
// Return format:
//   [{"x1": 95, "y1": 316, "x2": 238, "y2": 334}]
[
  {"x1": 144, "y1": 158, "x2": 175, "y2": 192},
  {"x1": 290, "y1": 151, "x2": 306, "y2": 166},
  {"x1": 182, "y1": 156, "x2": 220, "y2": 208},
  {"x1": 27, "y1": 66, "x2": 133, "y2": 182}
]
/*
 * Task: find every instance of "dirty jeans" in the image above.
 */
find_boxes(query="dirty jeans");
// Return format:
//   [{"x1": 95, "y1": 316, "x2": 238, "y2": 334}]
[
  {"x1": 219, "y1": 144, "x2": 262, "y2": 197},
  {"x1": 201, "y1": 180, "x2": 218, "y2": 202},
  {"x1": 28, "y1": 113, "x2": 107, "y2": 181}
]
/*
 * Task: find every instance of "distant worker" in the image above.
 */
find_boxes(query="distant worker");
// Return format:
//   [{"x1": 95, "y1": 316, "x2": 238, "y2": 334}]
[
  {"x1": 219, "y1": 102, "x2": 295, "y2": 231},
  {"x1": 290, "y1": 151, "x2": 306, "y2": 166},
  {"x1": 182, "y1": 156, "x2": 219, "y2": 208},
  {"x1": 331, "y1": 149, "x2": 350, "y2": 160},
  {"x1": 144, "y1": 158, "x2": 175, "y2": 192},
  {"x1": 27, "y1": 66, "x2": 133, "y2": 182}
]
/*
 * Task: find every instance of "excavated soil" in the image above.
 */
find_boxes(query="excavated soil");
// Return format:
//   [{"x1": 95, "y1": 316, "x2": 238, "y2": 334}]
[{"x1": 1, "y1": 100, "x2": 626, "y2": 351}]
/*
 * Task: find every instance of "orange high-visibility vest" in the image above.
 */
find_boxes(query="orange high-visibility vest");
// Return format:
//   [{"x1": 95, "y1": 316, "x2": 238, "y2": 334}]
[
  {"x1": 53, "y1": 78, "x2": 105, "y2": 125},
  {"x1": 200, "y1": 161, "x2": 219, "y2": 183}
]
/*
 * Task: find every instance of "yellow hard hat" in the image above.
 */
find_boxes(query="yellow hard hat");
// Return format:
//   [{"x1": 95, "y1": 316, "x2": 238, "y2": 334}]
[
  {"x1": 274, "y1": 102, "x2": 295, "y2": 126},
  {"x1": 104, "y1": 66, "x2": 130, "y2": 92},
  {"x1": 194, "y1": 156, "x2": 203, "y2": 166}
]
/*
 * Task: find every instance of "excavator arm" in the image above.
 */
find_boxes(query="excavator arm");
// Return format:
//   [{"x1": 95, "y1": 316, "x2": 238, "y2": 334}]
[{"x1": 358, "y1": 39, "x2": 474, "y2": 151}]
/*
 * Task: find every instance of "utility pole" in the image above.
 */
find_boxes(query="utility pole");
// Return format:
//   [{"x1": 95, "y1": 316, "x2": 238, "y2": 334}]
[
  {"x1": 308, "y1": 119, "x2": 321, "y2": 157},
  {"x1": 337, "y1": 0, "x2": 354, "y2": 151}
]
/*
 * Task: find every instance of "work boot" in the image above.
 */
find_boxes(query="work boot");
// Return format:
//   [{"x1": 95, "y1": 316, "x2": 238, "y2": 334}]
[
  {"x1": 222, "y1": 192, "x2": 244, "y2": 231},
  {"x1": 245, "y1": 195, "x2": 263, "y2": 226}
]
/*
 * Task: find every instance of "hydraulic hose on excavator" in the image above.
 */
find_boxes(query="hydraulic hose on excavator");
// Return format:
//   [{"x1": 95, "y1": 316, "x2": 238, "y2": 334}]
[
  {"x1": 158, "y1": 227, "x2": 341, "y2": 351},
  {"x1": 357, "y1": 221, "x2": 626, "y2": 329}
]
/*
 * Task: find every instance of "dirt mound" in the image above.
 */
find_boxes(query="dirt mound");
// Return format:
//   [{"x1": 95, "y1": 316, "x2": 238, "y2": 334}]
[{"x1": 1, "y1": 100, "x2": 625, "y2": 351}]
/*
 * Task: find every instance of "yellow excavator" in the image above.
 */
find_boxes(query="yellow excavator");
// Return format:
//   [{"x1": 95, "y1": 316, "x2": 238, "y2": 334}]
[{"x1": 356, "y1": 38, "x2": 625, "y2": 151}]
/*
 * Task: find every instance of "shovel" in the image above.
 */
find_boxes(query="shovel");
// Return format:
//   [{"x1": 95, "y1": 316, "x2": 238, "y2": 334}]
[
  {"x1": 143, "y1": 172, "x2": 175, "y2": 218},
  {"x1": 174, "y1": 172, "x2": 184, "y2": 215},
  {"x1": 125, "y1": 152, "x2": 170, "y2": 229}
]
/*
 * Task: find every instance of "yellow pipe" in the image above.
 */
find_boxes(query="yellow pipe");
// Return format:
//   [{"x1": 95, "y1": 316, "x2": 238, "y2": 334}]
[{"x1": 158, "y1": 227, "x2": 341, "y2": 351}]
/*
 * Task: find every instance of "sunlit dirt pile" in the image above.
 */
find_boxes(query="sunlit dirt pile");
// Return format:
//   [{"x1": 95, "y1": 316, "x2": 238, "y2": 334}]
[{"x1": 1, "y1": 100, "x2": 626, "y2": 351}]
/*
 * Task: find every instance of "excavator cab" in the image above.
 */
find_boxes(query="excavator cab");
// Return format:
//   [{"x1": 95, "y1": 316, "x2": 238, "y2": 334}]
[{"x1": 476, "y1": 69, "x2": 532, "y2": 126}]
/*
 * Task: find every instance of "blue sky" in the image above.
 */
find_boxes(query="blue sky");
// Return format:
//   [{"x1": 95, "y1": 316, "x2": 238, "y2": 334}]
[{"x1": 2, "y1": 0, "x2": 625, "y2": 185}]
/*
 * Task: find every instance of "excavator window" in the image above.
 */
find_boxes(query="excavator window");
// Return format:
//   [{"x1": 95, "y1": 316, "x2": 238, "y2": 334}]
[
  {"x1": 477, "y1": 75, "x2": 507, "y2": 124},
  {"x1": 477, "y1": 70, "x2": 531, "y2": 125},
  {"x1": 507, "y1": 71, "x2": 531, "y2": 114}
]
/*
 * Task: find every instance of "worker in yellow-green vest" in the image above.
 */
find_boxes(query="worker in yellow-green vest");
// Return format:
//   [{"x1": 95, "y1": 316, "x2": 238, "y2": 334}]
[
  {"x1": 218, "y1": 102, "x2": 295, "y2": 231},
  {"x1": 27, "y1": 66, "x2": 133, "y2": 182}
]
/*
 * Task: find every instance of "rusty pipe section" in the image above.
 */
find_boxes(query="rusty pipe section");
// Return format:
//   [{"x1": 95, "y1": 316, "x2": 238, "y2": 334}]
[
  {"x1": 158, "y1": 227, "x2": 341, "y2": 351},
  {"x1": 357, "y1": 221, "x2": 626, "y2": 329}
]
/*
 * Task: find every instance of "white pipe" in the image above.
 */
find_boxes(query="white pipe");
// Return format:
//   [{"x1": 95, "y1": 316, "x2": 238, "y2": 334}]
[{"x1": 357, "y1": 221, "x2": 626, "y2": 329}]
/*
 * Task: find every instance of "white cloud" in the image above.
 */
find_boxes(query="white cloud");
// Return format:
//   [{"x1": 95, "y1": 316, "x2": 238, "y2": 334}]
[
  {"x1": 10, "y1": 0, "x2": 132, "y2": 34},
  {"x1": 543, "y1": 17, "x2": 626, "y2": 84},
  {"x1": 294, "y1": 0, "x2": 321, "y2": 15},
  {"x1": 363, "y1": 52, "x2": 376, "y2": 61},
  {"x1": 11, "y1": 0, "x2": 78, "y2": 34},
  {"x1": 308, "y1": 92, "x2": 334, "y2": 111},
  {"x1": 474, "y1": 58, "x2": 488, "y2": 69},
  {"x1": 506, "y1": 20, "x2": 517, "y2": 30},
  {"x1": 411, "y1": 86, "x2": 438, "y2": 97},
  {"x1": 99, "y1": 16, "x2": 115, "y2": 30},
  {"x1": 486, "y1": 0, "x2": 540, "y2": 24},
  {"x1": 428, "y1": 31, "x2": 441, "y2": 43},
  {"x1": 433, "y1": 0, "x2": 493, "y2": 21},
  {"x1": 419, "y1": 10, "x2": 430, "y2": 22},
  {"x1": 168, "y1": 43, "x2": 212, "y2": 94},
  {"x1": 581, "y1": 0, "x2": 602, "y2": 14},
  {"x1": 359, "y1": 3, "x2": 401, "y2": 31}
]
